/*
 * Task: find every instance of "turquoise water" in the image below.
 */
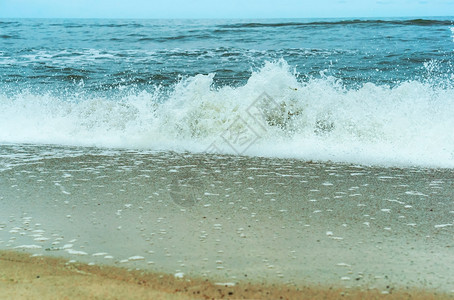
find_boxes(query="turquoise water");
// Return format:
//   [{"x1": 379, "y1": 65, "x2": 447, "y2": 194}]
[{"x1": 1, "y1": 18, "x2": 454, "y2": 167}]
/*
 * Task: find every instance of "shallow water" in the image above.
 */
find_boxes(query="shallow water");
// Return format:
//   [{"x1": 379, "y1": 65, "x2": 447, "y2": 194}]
[{"x1": 1, "y1": 144, "x2": 453, "y2": 292}]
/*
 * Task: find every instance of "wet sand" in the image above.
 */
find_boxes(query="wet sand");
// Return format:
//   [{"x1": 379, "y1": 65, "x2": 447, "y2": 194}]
[
  {"x1": 1, "y1": 145, "x2": 454, "y2": 298},
  {"x1": 1, "y1": 250, "x2": 452, "y2": 299}
]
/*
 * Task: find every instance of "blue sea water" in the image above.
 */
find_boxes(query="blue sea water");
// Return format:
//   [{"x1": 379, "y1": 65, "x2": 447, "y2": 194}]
[{"x1": 1, "y1": 17, "x2": 454, "y2": 167}]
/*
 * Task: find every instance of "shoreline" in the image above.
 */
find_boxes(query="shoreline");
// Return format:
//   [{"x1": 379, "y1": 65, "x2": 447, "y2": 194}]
[
  {"x1": 1, "y1": 250, "x2": 452, "y2": 299},
  {"x1": 1, "y1": 148, "x2": 453, "y2": 298}
]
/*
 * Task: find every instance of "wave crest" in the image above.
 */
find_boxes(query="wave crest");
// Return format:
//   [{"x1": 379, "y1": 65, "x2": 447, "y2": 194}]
[
  {"x1": 219, "y1": 19, "x2": 454, "y2": 29},
  {"x1": 1, "y1": 59, "x2": 453, "y2": 168}
]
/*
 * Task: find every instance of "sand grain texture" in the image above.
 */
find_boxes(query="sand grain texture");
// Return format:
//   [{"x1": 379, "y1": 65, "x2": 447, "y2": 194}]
[{"x1": 1, "y1": 251, "x2": 452, "y2": 300}]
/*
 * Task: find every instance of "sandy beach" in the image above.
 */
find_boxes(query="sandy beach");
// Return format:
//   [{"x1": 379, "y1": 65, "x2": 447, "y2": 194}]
[{"x1": 1, "y1": 250, "x2": 453, "y2": 299}]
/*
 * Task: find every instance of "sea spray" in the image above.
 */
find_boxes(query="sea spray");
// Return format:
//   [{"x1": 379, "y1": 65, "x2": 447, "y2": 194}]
[{"x1": 1, "y1": 60, "x2": 453, "y2": 167}]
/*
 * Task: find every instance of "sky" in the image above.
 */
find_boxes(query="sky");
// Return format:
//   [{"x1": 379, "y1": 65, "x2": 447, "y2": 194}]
[{"x1": 0, "y1": 0, "x2": 453, "y2": 19}]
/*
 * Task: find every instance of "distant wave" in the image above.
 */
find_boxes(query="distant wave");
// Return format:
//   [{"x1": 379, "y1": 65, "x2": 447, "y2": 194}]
[
  {"x1": 89, "y1": 23, "x2": 144, "y2": 28},
  {"x1": 219, "y1": 19, "x2": 454, "y2": 29},
  {"x1": 1, "y1": 60, "x2": 453, "y2": 168},
  {"x1": 66, "y1": 23, "x2": 144, "y2": 28},
  {"x1": 0, "y1": 21, "x2": 19, "y2": 25},
  {"x1": 139, "y1": 34, "x2": 213, "y2": 42},
  {"x1": 0, "y1": 34, "x2": 16, "y2": 39}
]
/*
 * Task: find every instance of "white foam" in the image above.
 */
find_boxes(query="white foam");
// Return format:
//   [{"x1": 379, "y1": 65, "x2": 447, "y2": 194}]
[
  {"x1": 215, "y1": 282, "x2": 236, "y2": 286},
  {"x1": 434, "y1": 224, "x2": 453, "y2": 228},
  {"x1": 128, "y1": 255, "x2": 145, "y2": 261},
  {"x1": 65, "y1": 249, "x2": 87, "y2": 255},
  {"x1": 14, "y1": 244, "x2": 42, "y2": 249},
  {"x1": 1, "y1": 60, "x2": 453, "y2": 168}
]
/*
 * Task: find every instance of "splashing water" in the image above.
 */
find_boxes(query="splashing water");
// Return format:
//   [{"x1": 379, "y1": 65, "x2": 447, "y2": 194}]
[{"x1": 1, "y1": 60, "x2": 453, "y2": 168}]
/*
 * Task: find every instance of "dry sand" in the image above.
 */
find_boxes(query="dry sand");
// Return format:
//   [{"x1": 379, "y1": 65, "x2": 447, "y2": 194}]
[{"x1": 1, "y1": 250, "x2": 452, "y2": 300}]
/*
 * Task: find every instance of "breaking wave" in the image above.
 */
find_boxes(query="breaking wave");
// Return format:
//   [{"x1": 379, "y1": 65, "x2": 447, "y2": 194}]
[{"x1": 1, "y1": 60, "x2": 453, "y2": 168}]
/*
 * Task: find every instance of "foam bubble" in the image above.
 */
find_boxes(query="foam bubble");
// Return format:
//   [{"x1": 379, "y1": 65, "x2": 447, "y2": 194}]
[{"x1": 0, "y1": 59, "x2": 453, "y2": 168}]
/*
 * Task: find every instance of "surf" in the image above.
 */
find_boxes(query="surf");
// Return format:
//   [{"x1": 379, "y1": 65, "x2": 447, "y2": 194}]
[{"x1": 0, "y1": 59, "x2": 453, "y2": 168}]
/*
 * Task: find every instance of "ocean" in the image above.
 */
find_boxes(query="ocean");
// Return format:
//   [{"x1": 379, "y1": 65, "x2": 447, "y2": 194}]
[
  {"x1": 1, "y1": 18, "x2": 454, "y2": 167},
  {"x1": 1, "y1": 18, "x2": 454, "y2": 293}
]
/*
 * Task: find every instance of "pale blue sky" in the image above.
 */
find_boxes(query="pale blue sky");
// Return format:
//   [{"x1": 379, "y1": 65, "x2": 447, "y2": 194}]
[{"x1": 0, "y1": 0, "x2": 453, "y2": 18}]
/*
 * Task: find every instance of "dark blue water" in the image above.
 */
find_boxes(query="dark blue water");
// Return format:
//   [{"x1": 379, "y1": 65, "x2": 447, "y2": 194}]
[
  {"x1": 1, "y1": 18, "x2": 453, "y2": 92},
  {"x1": 1, "y1": 18, "x2": 454, "y2": 167}
]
